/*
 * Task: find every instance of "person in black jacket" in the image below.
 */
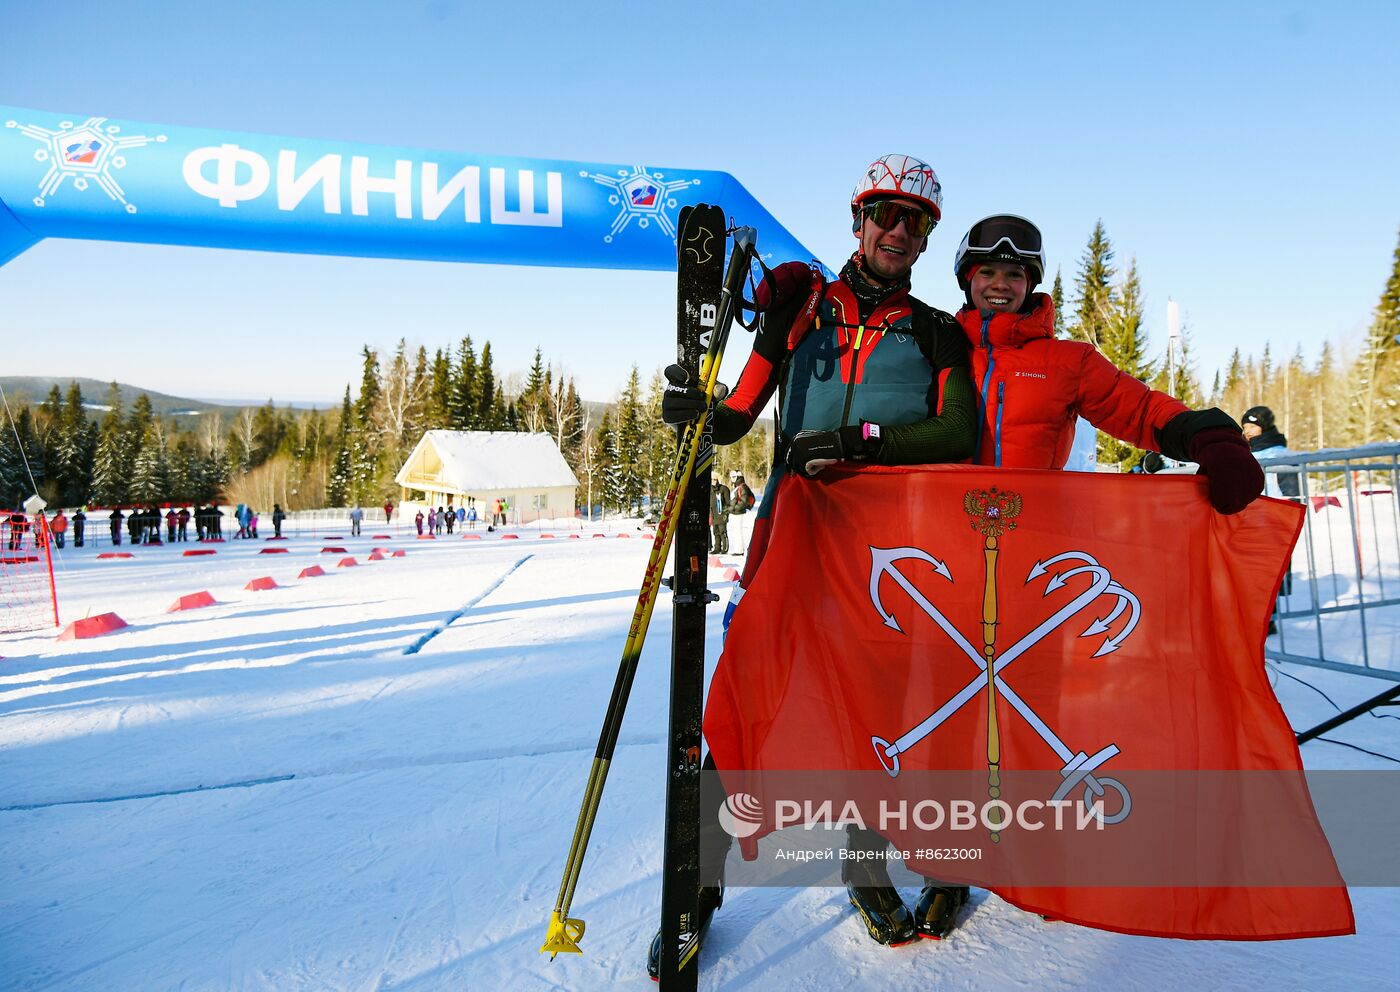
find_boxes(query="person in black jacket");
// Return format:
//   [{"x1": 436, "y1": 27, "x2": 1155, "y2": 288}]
[{"x1": 710, "y1": 471, "x2": 730, "y2": 554}]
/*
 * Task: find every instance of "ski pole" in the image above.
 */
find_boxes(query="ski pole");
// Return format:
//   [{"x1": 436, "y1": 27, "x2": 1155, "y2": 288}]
[{"x1": 542, "y1": 224, "x2": 756, "y2": 959}]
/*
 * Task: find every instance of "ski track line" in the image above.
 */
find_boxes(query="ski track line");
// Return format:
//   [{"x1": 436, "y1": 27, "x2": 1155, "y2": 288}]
[
  {"x1": 402, "y1": 553, "x2": 534, "y2": 655},
  {"x1": 0, "y1": 734, "x2": 664, "y2": 813}
]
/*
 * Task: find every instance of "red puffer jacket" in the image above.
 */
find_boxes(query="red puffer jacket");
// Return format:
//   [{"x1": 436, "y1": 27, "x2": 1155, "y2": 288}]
[{"x1": 956, "y1": 294, "x2": 1187, "y2": 468}]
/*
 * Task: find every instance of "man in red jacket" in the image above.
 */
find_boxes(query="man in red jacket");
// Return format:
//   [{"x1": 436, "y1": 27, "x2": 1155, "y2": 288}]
[{"x1": 952, "y1": 214, "x2": 1262, "y2": 511}]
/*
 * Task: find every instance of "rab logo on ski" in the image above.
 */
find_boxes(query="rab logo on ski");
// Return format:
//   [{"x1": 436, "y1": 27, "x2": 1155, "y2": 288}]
[{"x1": 683, "y1": 222, "x2": 716, "y2": 265}]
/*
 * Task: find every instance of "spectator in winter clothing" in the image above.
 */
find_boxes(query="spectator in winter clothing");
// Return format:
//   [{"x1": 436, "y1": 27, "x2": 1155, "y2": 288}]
[
  {"x1": 72, "y1": 508, "x2": 86, "y2": 548},
  {"x1": 109, "y1": 508, "x2": 123, "y2": 546},
  {"x1": 127, "y1": 509, "x2": 141, "y2": 546},
  {"x1": 349, "y1": 503, "x2": 364, "y2": 536},
  {"x1": 426, "y1": 507, "x2": 436, "y2": 534},
  {"x1": 457, "y1": 505, "x2": 466, "y2": 529},
  {"x1": 51, "y1": 510, "x2": 69, "y2": 549},
  {"x1": 165, "y1": 508, "x2": 177, "y2": 543},
  {"x1": 709, "y1": 472, "x2": 730, "y2": 554},
  {"x1": 7, "y1": 510, "x2": 28, "y2": 551},
  {"x1": 414, "y1": 510, "x2": 424, "y2": 535},
  {"x1": 177, "y1": 507, "x2": 190, "y2": 541},
  {"x1": 445, "y1": 504, "x2": 455, "y2": 534},
  {"x1": 1242, "y1": 406, "x2": 1301, "y2": 499},
  {"x1": 657, "y1": 154, "x2": 979, "y2": 968},
  {"x1": 383, "y1": 499, "x2": 394, "y2": 523},
  {"x1": 729, "y1": 473, "x2": 755, "y2": 515},
  {"x1": 272, "y1": 504, "x2": 286, "y2": 538},
  {"x1": 467, "y1": 504, "x2": 477, "y2": 530},
  {"x1": 1241, "y1": 405, "x2": 1299, "y2": 629}
]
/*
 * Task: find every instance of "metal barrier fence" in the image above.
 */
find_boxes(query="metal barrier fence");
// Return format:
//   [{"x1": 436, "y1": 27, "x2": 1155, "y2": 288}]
[{"x1": 1257, "y1": 442, "x2": 1400, "y2": 683}]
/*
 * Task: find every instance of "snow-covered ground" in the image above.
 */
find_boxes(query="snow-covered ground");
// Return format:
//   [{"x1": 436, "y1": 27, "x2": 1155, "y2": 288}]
[{"x1": 2, "y1": 517, "x2": 1397, "y2": 991}]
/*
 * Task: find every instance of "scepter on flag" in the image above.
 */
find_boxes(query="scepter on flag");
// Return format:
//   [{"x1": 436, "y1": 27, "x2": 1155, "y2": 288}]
[{"x1": 963, "y1": 487, "x2": 1021, "y2": 842}]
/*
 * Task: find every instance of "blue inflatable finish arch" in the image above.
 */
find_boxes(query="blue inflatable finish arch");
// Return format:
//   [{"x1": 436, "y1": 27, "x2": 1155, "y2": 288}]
[{"x1": 0, "y1": 106, "x2": 828, "y2": 274}]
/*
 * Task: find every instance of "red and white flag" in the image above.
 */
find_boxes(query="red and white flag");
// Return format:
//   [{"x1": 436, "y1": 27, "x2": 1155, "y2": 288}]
[{"x1": 704, "y1": 465, "x2": 1353, "y2": 940}]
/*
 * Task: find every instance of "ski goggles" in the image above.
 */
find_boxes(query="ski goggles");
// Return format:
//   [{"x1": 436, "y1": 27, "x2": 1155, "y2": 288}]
[
  {"x1": 860, "y1": 199, "x2": 937, "y2": 237},
  {"x1": 963, "y1": 215, "x2": 1043, "y2": 259}
]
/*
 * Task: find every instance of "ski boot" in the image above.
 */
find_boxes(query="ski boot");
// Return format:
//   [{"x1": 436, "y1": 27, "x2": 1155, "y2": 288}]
[
  {"x1": 914, "y1": 882, "x2": 970, "y2": 939},
  {"x1": 646, "y1": 881, "x2": 723, "y2": 981},
  {"x1": 842, "y1": 828, "x2": 916, "y2": 946}
]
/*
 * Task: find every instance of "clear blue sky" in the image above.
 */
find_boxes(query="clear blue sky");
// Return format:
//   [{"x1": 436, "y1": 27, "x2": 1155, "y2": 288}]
[{"x1": 3, "y1": 0, "x2": 1398, "y2": 409}]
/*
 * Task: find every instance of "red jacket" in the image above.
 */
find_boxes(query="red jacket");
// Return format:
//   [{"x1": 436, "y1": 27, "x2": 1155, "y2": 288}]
[{"x1": 956, "y1": 294, "x2": 1187, "y2": 468}]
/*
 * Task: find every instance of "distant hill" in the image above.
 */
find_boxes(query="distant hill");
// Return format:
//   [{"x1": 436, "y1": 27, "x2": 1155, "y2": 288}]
[{"x1": 0, "y1": 377, "x2": 323, "y2": 421}]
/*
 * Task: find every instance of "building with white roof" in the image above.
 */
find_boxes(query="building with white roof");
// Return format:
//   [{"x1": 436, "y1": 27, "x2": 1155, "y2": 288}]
[{"x1": 394, "y1": 431, "x2": 579, "y2": 524}]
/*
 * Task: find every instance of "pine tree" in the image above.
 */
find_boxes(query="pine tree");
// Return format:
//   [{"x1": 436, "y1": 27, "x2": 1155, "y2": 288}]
[
  {"x1": 327, "y1": 386, "x2": 353, "y2": 507},
  {"x1": 477, "y1": 343, "x2": 499, "y2": 429},
  {"x1": 613, "y1": 366, "x2": 646, "y2": 513},
  {"x1": 520, "y1": 347, "x2": 548, "y2": 432},
  {"x1": 0, "y1": 412, "x2": 18, "y2": 510},
  {"x1": 1070, "y1": 221, "x2": 1116, "y2": 348},
  {"x1": 351, "y1": 347, "x2": 382, "y2": 501},
  {"x1": 130, "y1": 422, "x2": 169, "y2": 504},
  {"x1": 91, "y1": 383, "x2": 128, "y2": 506},
  {"x1": 640, "y1": 368, "x2": 676, "y2": 506},
  {"x1": 1093, "y1": 258, "x2": 1153, "y2": 470},
  {"x1": 57, "y1": 381, "x2": 93, "y2": 506},
  {"x1": 168, "y1": 434, "x2": 205, "y2": 504},
  {"x1": 1050, "y1": 268, "x2": 1065, "y2": 338},
  {"x1": 450, "y1": 337, "x2": 478, "y2": 429},
  {"x1": 598, "y1": 410, "x2": 624, "y2": 512},
  {"x1": 1351, "y1": 226, "x2": 1400, "y2": 442}
]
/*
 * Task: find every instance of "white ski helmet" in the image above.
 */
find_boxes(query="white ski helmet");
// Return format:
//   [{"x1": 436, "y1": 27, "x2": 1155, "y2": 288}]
[
  {"x1": 954, "y1": 214, "x2": 1046, "y2": 291},
  {"x1": 851, "y1": 154, "x2": 943, "y2": 222}
]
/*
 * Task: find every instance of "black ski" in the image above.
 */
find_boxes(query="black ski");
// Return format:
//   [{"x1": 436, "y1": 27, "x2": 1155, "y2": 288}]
[{"x1": 658, "y1": 203, "x2": 726, "y2": 990}]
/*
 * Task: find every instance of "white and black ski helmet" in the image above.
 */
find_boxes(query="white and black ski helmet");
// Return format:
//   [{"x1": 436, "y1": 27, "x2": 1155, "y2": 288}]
[
  {"x1": 851, "y1": 154, "x2": 943, "y2": 221},
  {"x1": 954, "y1": 214, "x2": 1046, "y2": 292}
]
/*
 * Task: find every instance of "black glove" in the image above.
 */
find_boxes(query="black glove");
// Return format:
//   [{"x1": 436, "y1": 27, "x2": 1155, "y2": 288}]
[
  {"x1": 784, "y1": 424, "x2": 883, "y2": 477},
  {"x1": 1189, "y1": 427, "x2": 1265, "y2": 514},
  {"x1": 660, "y1": 364, "x2": 728, "y2": 426}
]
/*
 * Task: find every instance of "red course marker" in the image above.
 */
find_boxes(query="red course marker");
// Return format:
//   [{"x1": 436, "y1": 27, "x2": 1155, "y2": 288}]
[
  {"x1": 245, "y1": 576, "x2": 278, "y2": 591},
  {"x1": 58, "y1": 612, "x2": 128, "y2": 640},
  {"x1": 168, "y1": 591, "x2": 217, "y2": 612}
]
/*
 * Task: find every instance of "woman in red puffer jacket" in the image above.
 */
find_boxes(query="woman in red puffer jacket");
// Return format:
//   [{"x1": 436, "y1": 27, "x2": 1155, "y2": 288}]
[{"x1": 953, "y1": 214, "x2": 1262, "y2": 513}]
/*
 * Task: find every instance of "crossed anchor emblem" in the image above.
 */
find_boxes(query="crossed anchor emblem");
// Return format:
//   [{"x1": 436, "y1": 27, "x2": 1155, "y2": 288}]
[{"x1": 867, "y1": 487, "x2": 1136, "y2": 831}]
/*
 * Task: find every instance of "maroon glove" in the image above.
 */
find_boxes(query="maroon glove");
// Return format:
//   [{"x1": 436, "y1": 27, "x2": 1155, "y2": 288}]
[
  {"x1": 753, "y1": 260, "x2": 815, "y2": 311},
  {"x1": 1189, "y1": 427, "x2": 1264, "y2": 514}
]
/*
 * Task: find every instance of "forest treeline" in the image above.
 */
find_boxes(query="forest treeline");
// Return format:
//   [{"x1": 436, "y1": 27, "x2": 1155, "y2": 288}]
[{"x1": 2, "y1": 223, "x2": 1395, "y2": 509}]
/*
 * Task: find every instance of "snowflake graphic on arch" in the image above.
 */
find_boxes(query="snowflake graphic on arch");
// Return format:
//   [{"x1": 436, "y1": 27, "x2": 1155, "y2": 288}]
[
  {"x1": 579, "y1": 165, "x2": 699, "y2": 243},
  {"x1": 5, "y1": 116, "x2": 167, "y2": 213}
]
